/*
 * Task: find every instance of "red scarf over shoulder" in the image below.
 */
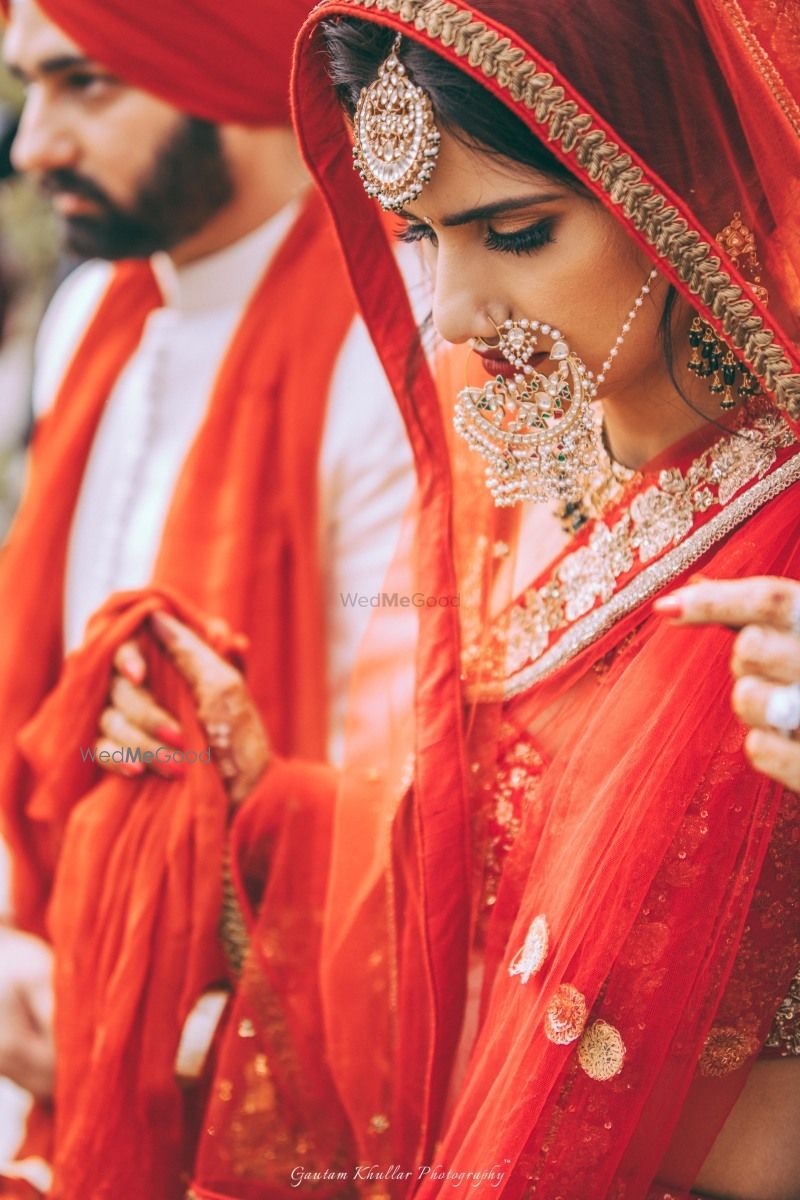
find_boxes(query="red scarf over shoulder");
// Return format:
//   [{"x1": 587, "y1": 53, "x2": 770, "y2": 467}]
[
  {"x1": 0, "y1": 192, "x2": 355, "y2": 1199},
  {"x1": 0, "y1": 190, "x2": 354, "y2": 939}
]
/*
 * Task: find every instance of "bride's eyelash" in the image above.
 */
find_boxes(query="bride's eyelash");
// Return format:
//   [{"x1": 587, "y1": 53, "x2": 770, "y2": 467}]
[
  {"x1": 396, "y1": 224, "x2": 436, "y2": 245},
  {"x1": 484, "y1": 218, "x2": 556, "y2": 255},
  {"x1": 395, "y1": 218, "x2": 556, "y2": 255}
]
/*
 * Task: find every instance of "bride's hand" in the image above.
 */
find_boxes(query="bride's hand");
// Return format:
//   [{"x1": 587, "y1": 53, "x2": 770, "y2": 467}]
[
  {"x1": 96, "y1": 611, "x2": 271, "y2": 807},
  {"x1": 150, "y1": 611, "x2": 271, "y2": 807},
  {"x1": 655, "y1": 576, "x2": 800, "y2": 792}
]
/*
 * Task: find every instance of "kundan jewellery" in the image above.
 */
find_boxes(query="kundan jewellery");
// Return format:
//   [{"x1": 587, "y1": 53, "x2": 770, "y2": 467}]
[
  {"x1": 687, "y1": 315, "x2": 761, "y2": 410},
  {"x1": 352, "y1": 33, "x2": 441, "y2": 211},
  {"x1": 688, "y1": 213, "x2": 766, "y2": 411},
  {"x1": 454, "y1": 269, "x2": 658, "y2": 506}
]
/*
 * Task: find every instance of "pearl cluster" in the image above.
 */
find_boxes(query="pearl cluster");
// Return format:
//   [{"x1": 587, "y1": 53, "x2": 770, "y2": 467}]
[
  {"x1": 495, "y1": 317, "x2": 567, "y2": 372},
  {"x1": 454, "y1": 268, "x2": 661, "y2": 507},
  {"x1": 352, "y1": 43, "x2": 441, "y2": 212},
  {"x1": 594, "y1": 268, "x2": 659, "y2": 387},
  {"x1": 454, "y1": 333, "x2": 602, "y2": 506}
]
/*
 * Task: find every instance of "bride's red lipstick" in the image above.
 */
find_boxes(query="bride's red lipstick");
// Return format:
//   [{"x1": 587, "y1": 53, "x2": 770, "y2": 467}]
[{"x1": 476, "y1": 349, "x2": 550, "y2": 379}]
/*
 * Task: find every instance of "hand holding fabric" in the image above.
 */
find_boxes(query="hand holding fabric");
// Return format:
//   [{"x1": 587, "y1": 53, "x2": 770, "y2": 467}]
[
  {"x1": 96, "y1": 611, "x2": 271, "y2": 807},
  {"x1": 16, "y1": 589, "x2": 244, "y2": 1199},
  {"x1": 655, "y1": 576, "x2": 800, "y2": 791},
  {"x1": 96, "y1": 642, "x2": 186, "y2": 779}
]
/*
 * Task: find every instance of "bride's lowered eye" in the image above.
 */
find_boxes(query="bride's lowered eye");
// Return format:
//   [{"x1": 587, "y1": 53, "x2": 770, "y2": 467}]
[
  {"x1": 484, "y1": 216, "x2": 556, "y2": 255},
  {"x1": 396, "y1": 222, "x2": 437, "y2": 246},
  {"x1": 395, "y1": 215, "x2": 557, "y2": 255}
]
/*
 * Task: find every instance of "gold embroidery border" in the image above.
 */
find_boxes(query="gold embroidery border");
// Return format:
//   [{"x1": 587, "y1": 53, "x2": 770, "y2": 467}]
[
  {"x1": 718, "y1": 0, "x2": 800, "y2": 139},
  {"x1": 317, "y1": 0, "x2": 800, "y2": 419},
  {"x1": 503, "y1": 451, "x2": 800, "y2": 696}
]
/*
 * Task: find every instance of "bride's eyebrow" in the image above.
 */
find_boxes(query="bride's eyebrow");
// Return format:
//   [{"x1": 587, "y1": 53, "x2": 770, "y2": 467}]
[{"x1": 399, "y1": 192, "x2": 564, "y2": 227}]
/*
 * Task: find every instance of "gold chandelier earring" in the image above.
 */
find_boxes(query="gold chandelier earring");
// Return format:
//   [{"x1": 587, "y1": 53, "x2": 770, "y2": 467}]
[{"x1": 687, "y1": 212, "x2": 766, "y2": 411}]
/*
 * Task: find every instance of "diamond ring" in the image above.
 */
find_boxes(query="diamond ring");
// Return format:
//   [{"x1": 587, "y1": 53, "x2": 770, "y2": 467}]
[{"x1": 765, "y1": 681, "x2": 800, "y2": 736}]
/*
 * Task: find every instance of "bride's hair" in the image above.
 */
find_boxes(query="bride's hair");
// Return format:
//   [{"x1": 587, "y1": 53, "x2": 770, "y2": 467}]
[{"x1": 322, "y1": 17, "x2": 584, "y2": 190}]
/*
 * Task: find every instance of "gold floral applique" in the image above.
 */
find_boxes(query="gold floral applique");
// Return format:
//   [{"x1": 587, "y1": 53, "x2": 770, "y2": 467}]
[
  {"x1": 577, "y1": 1020, "x2": 627, "y2": 1081},
  {"x1": 477, "y1": 411, "x2": 795, "y2": 687},
  {"x1": 698, "y1": 1023, "x2": 761, "y2": 1076},
  {"x1": 509, "y1": 914, "x2": 551, "y2": 984},
  {"x1": 544, "y1": 984, "x2": 589, "y2": 1045}
]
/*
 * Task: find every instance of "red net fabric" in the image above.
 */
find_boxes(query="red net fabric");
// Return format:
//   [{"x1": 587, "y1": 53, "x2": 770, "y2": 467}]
[{"x1": 198, "y1": 1, "x2": 800, "y2": 1195}]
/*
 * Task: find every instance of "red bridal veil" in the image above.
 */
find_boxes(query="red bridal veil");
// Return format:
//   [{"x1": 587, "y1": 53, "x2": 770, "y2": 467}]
[{"x1": 198, "y1": 1, "x2": 800, "y2": 1196}]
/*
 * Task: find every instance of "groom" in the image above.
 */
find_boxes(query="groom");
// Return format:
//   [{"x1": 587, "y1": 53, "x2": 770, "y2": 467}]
[{"x1": 0, "y1": 0, "x2": 412, "y2": 1191}]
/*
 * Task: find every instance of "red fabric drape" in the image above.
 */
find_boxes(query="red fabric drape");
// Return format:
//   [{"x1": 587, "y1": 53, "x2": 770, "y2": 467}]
[
  {"x1": 192, "y1": 755, "x2": 351, "y2": 1199},
  {"x1": 26, "y1": 590, "x2": 232, "y2": 1200},
  {"x1": 281, "y1": 2, "x2": 800, "y2": 1197},
  {"x1": 0, "y1": 191, "x2": 356, "y2": 1195},
  {"x1": 0, "y1": 262, "x2": 161, "y2": 939}
]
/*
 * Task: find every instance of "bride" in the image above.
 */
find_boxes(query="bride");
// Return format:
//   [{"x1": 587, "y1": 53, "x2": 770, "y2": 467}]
[
  {"x1": 103, "y1": 3, "x2": 800, "y2": 1196},
  {"x1": 284, "y1": 3, "x2": 800, "y2": 1197}
]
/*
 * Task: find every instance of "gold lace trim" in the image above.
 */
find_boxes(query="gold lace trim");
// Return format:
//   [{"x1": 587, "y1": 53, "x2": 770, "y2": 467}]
[
  {"x1": 324, "y1": 0, "x2": 800, "y2": 418},
  {"x1": 486, "y1": 414, "x2": 794, "y2": 693},
  {"x1": 494, "y1": 422, "x2": 800, "y2": 696},
  {"x1": 220, "y1": 846, "x2": 249, "y2": 978},
  {"x1": 764, "y1": 965, "x2": 800, "y2": 1056}
]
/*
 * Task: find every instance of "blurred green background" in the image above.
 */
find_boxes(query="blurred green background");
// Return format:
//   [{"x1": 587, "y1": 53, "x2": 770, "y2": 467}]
[{"x1": 0, "y1": 58, "x2": 60, "y2": 537}]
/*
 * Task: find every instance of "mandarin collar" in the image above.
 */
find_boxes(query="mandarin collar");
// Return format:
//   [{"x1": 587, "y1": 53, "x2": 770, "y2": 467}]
[{"x1": 150, "y1": 196, "x2": 301, "y2": 312}]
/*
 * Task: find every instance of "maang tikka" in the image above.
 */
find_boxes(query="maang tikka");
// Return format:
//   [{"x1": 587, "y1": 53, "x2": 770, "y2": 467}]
[
  {"x1": 454, "y1": 269, "x2": 658, "y2": 507},
  {"x1": 352, "y1": 33, "x2": 441, "y2": 212}
]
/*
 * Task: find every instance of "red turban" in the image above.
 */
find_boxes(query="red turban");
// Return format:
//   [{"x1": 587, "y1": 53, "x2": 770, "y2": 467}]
[{"x1": 5, "y1": 0, "x2": 311, "y2": 125}]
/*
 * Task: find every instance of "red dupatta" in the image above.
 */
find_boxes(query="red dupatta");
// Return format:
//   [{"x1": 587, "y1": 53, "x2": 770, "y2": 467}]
[
  {"x1": 195, "y1": 2, "x2": 800, "y2": 1196},
  {"x1": 290, "y1": 1, "x2": 800, "y2": 1195},
  {"x1": 0, "y1": 191, "x2": 356, "y2": 1197}
]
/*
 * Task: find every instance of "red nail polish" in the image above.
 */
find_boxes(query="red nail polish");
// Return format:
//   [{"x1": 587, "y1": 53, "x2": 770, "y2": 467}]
[
  {"x1": 156, "y1": 723, "x2": 185, "y2": 749},
  {"x1": 122, "y1": 657, "x2": 146, "y2": 685},
  {"x1": 653, "y1": 597, "x2": 684, "y2": 618}
]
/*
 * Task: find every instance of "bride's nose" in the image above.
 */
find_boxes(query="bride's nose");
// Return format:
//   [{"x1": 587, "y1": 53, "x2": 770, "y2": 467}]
[{"x1": 430, "y1": 241, "x2": 504, "y2": 347}]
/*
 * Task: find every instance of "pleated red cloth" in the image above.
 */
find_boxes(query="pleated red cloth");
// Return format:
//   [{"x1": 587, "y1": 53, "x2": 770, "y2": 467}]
[{"x1": 21, "y1": 588, "x2": 232, "y2": 1200}]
